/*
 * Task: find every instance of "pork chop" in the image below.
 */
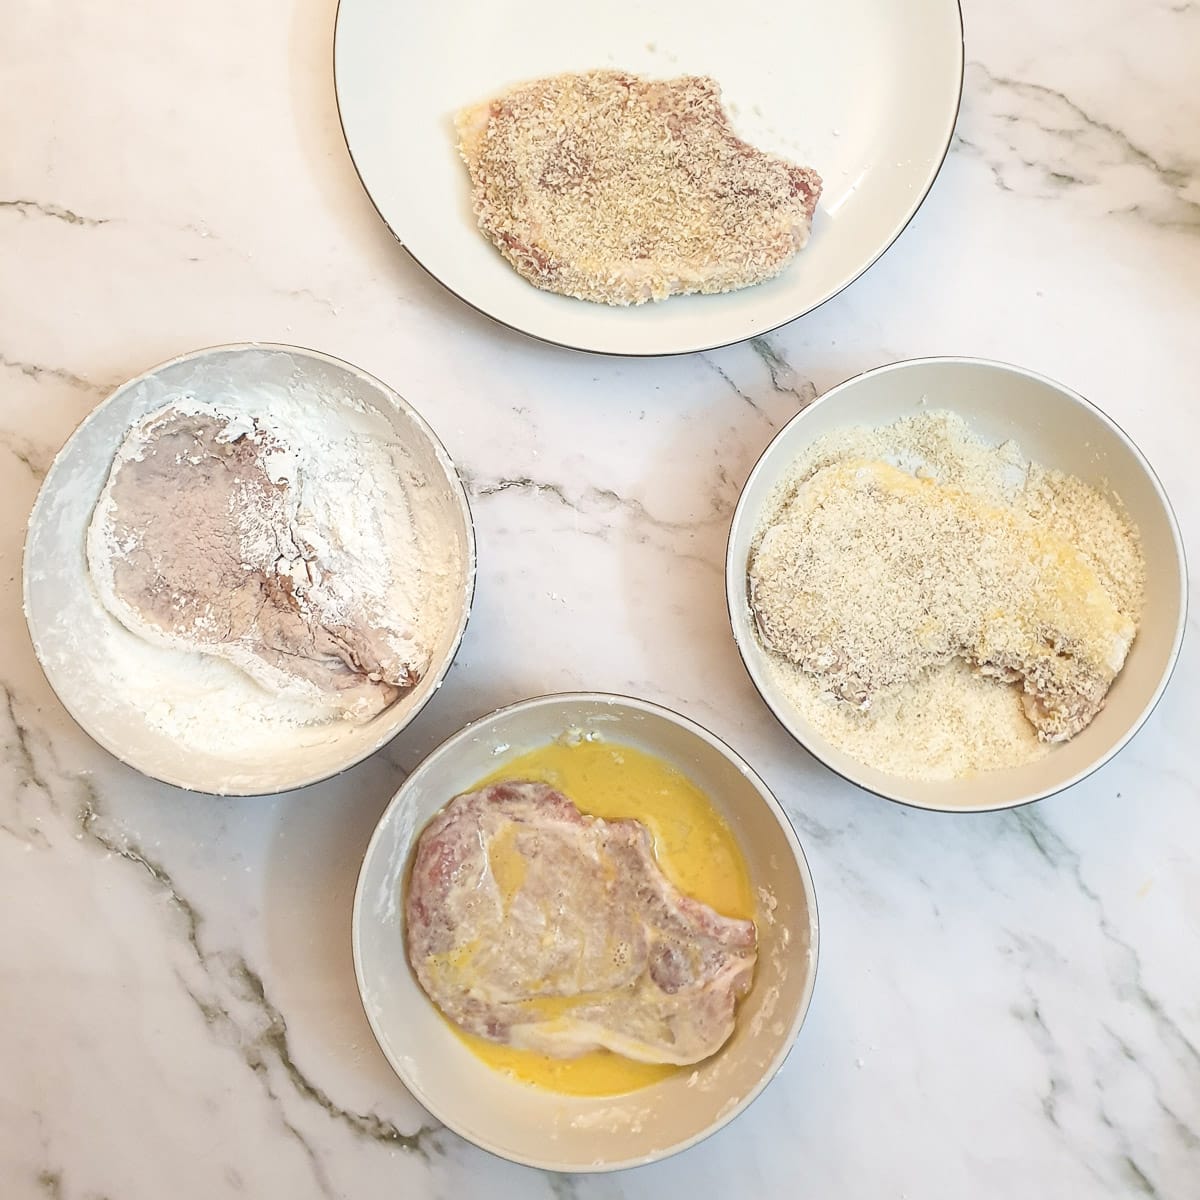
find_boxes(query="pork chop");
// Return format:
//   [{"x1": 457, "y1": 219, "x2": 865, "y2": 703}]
[
  {"x1": 455, "y1": 70, "x2": 823, "y2": 306},
  {"x1": 405, "y1": 780, "x2": 757, "y2": 1065},
  {"x1": 749, "y1": 459, "x2": 1137, "y2": 742},
  {"x1": 86, "y1": 403, "x2": 426, "y2": 718}
]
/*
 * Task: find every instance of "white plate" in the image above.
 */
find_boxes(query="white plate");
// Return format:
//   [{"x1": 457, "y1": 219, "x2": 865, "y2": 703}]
[{"x1": 334, "y1": 0, "x2": 964, "y2": 356}]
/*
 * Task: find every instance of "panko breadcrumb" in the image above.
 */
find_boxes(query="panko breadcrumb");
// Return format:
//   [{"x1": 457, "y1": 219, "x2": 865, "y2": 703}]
[{"x1": 748, "y1": 412, "x2": 1145, "y2": 779}]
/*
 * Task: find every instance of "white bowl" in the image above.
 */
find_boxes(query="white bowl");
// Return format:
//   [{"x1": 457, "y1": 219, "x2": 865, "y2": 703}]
[
  {"x1": 726, "y1": 357, "x2": 1188, "y2": 812},
  {"x1": 353, "y1": 692, "x2": 819, "y2": 1171},
  {"x1": 24, "y1": 343, "x2": 476, "y2": 796}
]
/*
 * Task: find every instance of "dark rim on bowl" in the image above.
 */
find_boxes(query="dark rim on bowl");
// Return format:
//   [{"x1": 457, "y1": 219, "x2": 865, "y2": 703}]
[
  {"x1": 351, "y1": 689, "x2": 821, "y2": 1172},
  {"x1": 330, "y1": 1, "x2": 966, "y2": 357},
  {"x1": 724, "y1": 355, "x2": 1189, "y2": 813},
  {"x1": 22, "y1": 341, "x2": 479, "y2": 798}
]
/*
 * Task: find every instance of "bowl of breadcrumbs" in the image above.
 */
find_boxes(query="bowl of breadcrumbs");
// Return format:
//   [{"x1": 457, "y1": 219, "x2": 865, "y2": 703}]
[{"x1": 726, "y1": 357, "x2": 1187, "y2": 812}]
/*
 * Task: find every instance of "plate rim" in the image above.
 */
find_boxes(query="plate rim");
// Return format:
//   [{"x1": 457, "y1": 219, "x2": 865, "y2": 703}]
[{"x1": 331, "y1": 0, "x2": 967, "y2": 357}]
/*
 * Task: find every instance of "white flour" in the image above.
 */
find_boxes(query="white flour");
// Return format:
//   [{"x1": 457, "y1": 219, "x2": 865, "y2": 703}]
[{"x1": 85, "y1": 384, "x2": 452, "y2": 754}]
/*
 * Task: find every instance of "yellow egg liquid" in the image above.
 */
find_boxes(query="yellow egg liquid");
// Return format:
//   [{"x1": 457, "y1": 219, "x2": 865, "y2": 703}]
[{"x1": 447, "y1": 736, "x2": 755, "y2": 1096}]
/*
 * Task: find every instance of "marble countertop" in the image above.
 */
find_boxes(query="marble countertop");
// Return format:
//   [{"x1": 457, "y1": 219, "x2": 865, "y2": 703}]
[{"x1": 2, "y1": 0, "x2": 1197, "y2": 1196}]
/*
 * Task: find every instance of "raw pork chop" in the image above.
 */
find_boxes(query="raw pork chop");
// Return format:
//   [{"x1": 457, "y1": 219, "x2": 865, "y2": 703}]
[
  {"x1": 406, "y1": 781, "x2": 757, "y2": 1065},
  {"x1": 87, "y1": 403, "x2": 426, "y2": 718},
  {"x1": 455, "y1": 70, "x2": 823, "y2": 305}
]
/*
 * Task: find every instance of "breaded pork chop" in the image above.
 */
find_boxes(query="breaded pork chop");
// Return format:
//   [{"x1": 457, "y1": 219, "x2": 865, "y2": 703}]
[
  {"x1": 455, "y1": 70, "x2": 822, "y2": 306},
  {"x1": 749, "y1": 460, "x2": 1137, "y2": 743}
]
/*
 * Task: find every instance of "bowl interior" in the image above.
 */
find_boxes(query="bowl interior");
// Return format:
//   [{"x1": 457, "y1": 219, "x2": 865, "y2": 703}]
[
  {"x1": 353, "y1": 693, "x2": 819, "y2": 1171},
  {"x1": 24, "y1": 344, "x2": 475, "y2": 795},
  {"x1": 727, "y1": 358, "x2": 1187, "y2": 811}
]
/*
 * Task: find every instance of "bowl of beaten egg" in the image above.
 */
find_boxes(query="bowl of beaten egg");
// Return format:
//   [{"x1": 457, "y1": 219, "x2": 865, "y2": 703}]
[
  {"x1": 727, "y1": 357, "x2": 1187, "y2": 812},
  {"x1": 352, "y1": 692, "x2": 819, "y2": 1171}
]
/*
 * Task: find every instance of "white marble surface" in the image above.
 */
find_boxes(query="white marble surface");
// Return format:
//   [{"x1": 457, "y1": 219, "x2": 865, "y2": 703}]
[{"x1": 2, "y1": 0, "x2": 1198, "y2": 1196}]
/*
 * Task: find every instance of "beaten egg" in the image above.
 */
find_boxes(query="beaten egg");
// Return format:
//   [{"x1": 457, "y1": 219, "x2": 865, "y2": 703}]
[{"x1": 445, "y1": 735, "x2": 756, "y2": 1096}]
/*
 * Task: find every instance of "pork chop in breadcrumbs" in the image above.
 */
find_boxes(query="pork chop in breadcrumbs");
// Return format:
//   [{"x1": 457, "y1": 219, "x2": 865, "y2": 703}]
[{"x1": 454, "y1": 70, "x2": 823, "y2": 306}]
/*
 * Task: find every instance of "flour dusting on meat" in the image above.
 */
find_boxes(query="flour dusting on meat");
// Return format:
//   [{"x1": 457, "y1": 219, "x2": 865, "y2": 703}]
[
  {"x1": 87, "y1": 399, "x2": 429, "y2": 720},
  {"x1": 405, "y1": 781, "x2": 758, "y2": 1066}
]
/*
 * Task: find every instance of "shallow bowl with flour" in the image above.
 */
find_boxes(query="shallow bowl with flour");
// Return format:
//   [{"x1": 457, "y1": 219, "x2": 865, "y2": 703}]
[
  {"x1": 726, "y1": 357, "x2": 1187, "y2": 812},
  {"x1": 353, "y1": 692, "x2": 819, "y2": 1171},
  {"x1": 23, "y1": 343, "x2": 475, "y2": 796}
]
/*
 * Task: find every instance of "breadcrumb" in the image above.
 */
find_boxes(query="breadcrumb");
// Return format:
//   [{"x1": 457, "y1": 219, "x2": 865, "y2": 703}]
[{"x1": 455, "y1": 70, "x2": 822, "y2": 305}]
